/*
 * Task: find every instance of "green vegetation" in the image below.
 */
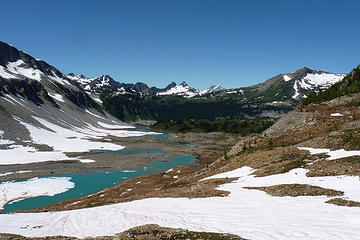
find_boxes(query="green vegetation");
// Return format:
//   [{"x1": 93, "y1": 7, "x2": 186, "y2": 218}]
[
  {"x1": 0, "y1": 103, "x2": 6, "y2": 112},
  {"x1": 151, "y1": 118, "x2": 274, "y2": 135},
  {"x1": 302, "y1": 66, "x2": 360, "y2": 105},
  {"x1": 338, "y1": 128, "x2": 360, "y2": 150},
  {"x1": 171, "y1": 231, "x2": 245, "y2": 240},
  {"x1": 100, "y1": 87, "x2": 291, "y2": 122}
]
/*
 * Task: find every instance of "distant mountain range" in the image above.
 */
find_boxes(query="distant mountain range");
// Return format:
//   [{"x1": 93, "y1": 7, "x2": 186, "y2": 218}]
[
  {"x1": 65, "y1": 73, "x2": 225, "y2": 98},
  {"x1": 0, "y1": 40, "x2": 347, "y2": 123},
  {"x1": 66, "y1": 68, "x2": 345, "y2": 103}
]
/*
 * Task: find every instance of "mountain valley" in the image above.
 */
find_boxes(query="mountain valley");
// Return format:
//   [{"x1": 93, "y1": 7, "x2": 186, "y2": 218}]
[{"x1": 0, "y1": 40, "x2": 359, "y2": 240}]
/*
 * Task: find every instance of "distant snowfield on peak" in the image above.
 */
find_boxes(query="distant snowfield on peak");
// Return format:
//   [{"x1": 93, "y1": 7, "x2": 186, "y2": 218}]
[
  {"x1": 300, "y1": 73, "x2": 346, "y2": 89},
  {"x1": 158, "y1": 83, "x2": 198, "y2": 98},
  {"x1": 283, "y1": 75, "x2": 292, "y2": 81},
  {"x1": 158, "y1": 83, "x2": 225, "y2": 98},
  {"x1": 1, "y1": 60, "x2": 73, "y2": 86},
  {"x1": 6, "y1": 60, "x2": 44, "y2": 81},
  {"x1": 292, "y1": 72, "x2": 345, "y2": 99},
  {"x1": 199, "y1": 85, "x2": 224, "y2": 96},
  {"x1": 0, "y1": 163, "x2": 359, "y2": 239},
  {"x1": 66, "y1": 74, "x2": 118, "y2": 91}
]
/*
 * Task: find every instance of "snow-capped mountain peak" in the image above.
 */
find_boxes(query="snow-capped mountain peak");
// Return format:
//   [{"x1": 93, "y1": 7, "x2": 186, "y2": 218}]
[
  {"x1": 65, "y1": 73, "x2": 121, "y2": 91},
  {"x1": 199, "y1": 85, "x2": 225, "y2": 96},
  {"x1": 158, "y1": 81, "x2": 198, "y2": 98},
  {"x1": 0, "y1": 42, "x2": 73, "y2": 87},
  {"x1": 291, "y1": 71, "x2": 346, "y2": 99}
]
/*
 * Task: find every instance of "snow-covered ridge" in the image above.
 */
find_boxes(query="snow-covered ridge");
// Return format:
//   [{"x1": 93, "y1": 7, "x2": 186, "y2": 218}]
[
  {"x1": 158, "y1": 82, "x2": 225, "y2": 98},
  {"x1": 199, "y1": 85, "x2": 225, "y2": 96},
  {"x1": 66, "y1": 74, "x2": 117, "y2": 91},
  {"x1": 299, "y1": 72, "x2": 346, "y2": 90},
  {"x1": 157, "y1": 82, "x2": 198, "y2": 98},
  {"x1": 0, "y1": 60, "x2": 72, "y2": 86},
  {"x1": 292, "y1": 72, "x2": 346, "y2": 99}
]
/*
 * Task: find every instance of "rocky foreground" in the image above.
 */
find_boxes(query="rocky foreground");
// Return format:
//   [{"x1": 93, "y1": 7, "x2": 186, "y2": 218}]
[{"x1": 0, "y1": 224, "x2": 246, "y2": 240}]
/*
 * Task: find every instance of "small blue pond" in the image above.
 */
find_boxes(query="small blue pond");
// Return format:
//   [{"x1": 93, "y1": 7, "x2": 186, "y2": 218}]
[{"x1": 2, "y1": 153, "x2": 197, "y2": 212}]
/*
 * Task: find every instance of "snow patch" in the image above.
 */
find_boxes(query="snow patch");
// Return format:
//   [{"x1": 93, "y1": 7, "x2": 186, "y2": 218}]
[
  {"x1": 283, "y1": 75, "x2": 291, "y2": 81},
  {"x1": 0, "y1": 171, "x2": 32, "y2": 177},
  {"x1": 48, "y1": 93, "x2": 65, "y2": 103},
  {"x1": 298, "y1": 147, "x2": 360, "y2": 160},
  {"x1": 0, "y1": 167, "x2": 360, "y2": 239},
  {"x1": 0, "y1": 65, "x2": 17, "y2": 79},
  {"x1": 97, "y1": 121, "x2": 132, "y2": 129},
  {"x1": 6, "y1": 60, "x2": 43, "y2": 81},
  {"x1": 158, "y1": 82, "x2": 198, "y2": 98},
  {"x1": 199, "y1": 85, "x2": 224, "y2": 95},
  {"x1": 79, "y1": 159, "x2": 96, "y2": 163},
  {"x1": 0, "y1": 177, "x2": 74, "y2": 210}
]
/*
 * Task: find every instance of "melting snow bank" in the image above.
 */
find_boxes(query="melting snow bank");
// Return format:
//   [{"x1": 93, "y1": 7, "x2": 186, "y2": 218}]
[
  {"x1": 97, "y1": 121, "x2": 134, "y2": 129},
  {"x1": 298, "y1": 147, "x2": 360, "y2": 160},
  {"x1": 0, "y1": 177, "x2": 74, "y2": 210},
  {"x1": 0, "y1": 167, "x2": 359, "y2": 239},
  {"x1": 0, "y1": 171, "x2": 32, "y2": 177},
  {"x1": 0, "y1": 116, "x2": 160, "y2": 165}
]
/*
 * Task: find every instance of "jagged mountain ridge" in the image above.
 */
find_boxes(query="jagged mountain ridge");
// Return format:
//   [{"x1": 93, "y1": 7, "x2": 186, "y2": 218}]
[
  {"x1": 68, "y1": 67, "x2": 345, "y2": 102},
  {"x1": 219, "y1": 67, "x2": 346, "y2": 103},
  {"x1": 66, "y1": 73, "x2": 226, "y2": 98},
  {"x1": 0, "y1": 42, "x2": 99, "y2": 110},
  {"x1": 0, "y1": 41, "x2": 131, "y2": 154}
]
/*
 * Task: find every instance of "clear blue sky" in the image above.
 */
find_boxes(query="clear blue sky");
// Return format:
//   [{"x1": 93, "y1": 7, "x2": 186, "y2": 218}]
[{"x1": 1, "y1": 0, "x2": 359, "y2": 89}]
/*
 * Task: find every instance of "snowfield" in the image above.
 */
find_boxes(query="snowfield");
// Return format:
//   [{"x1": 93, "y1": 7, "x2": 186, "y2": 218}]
[
  {"x1": 283, "y1": 75, "x2": 291, "y2": 81},
  {"x1": 298, "y1": 147, "x2": 360, "y2": 160},
  {"x1": 0, "y1": 177, "x2": 74, "y2": 210},
  {"x1": 0, "y1": 162, "x2": 359, "y2": 239},
  {"x1": 0, "y1": 114, "x2": 159, "y2": 165},
  {"x1": 292, "y1": 72, "x2": 345, "y2": 99},
  {"x1": 48, "y1": 93, "x2": 65, "y2": 103}
]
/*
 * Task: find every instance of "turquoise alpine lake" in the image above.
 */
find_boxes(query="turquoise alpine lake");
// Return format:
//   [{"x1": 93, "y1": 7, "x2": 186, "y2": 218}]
[{"x1": 2, "y1": 153, "x2": 197, "y2": 212}]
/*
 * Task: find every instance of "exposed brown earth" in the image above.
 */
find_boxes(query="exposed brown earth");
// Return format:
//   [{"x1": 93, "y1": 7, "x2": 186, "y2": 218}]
[
  {"x1": 326, "y1": 198, "x2": 360, "y2": 207},
  {"x1": 306, "y1": 156, "x2": 360, "y2": 177},
  {"x1": 0, "y1": 224, "x2": 247, "y2": 240},
  {"x1": 244, "y1": 184, "x2": 344, "y2": 197}
]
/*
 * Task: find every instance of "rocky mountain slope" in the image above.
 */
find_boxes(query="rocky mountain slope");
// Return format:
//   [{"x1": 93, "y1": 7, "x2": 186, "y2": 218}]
[
  {"x1": 94, "y1": 66, "x2": 345, "y2": 121},
  {"x1": 0, "y1": 41, "x2": 155, "y2": 167},
  {"x1": 66, "y1": 72, "x2": 226, "y2": 98},
  {"x1": 215, "y1": 67, "x2": 345, "y2": 103}
]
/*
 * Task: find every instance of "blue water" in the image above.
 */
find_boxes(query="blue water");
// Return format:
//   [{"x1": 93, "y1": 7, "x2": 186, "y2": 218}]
[
  {"x1": 90, "y1": 147, "x2": 167, "y2": 155},
  {"x1": 2, "y1": 154, "x2": 197, "y2": 212},
  {"x1": 130, "y1": 126, "x2": 169, "y2": 141}
]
